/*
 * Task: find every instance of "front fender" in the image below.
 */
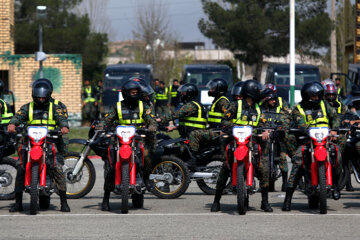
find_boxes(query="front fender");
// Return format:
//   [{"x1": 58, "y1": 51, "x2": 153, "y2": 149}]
[{"x1": 69, "y1": 138, "x2": 87, "y2": 145}]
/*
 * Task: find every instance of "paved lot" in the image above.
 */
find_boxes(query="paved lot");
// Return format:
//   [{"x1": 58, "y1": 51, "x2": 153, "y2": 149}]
[{"x1": 1, "y1": 159, "x2": 360, "y2": 239}]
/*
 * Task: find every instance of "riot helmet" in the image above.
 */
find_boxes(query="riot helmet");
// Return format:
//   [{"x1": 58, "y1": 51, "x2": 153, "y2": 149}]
[
  {"x1": 206, "y1": 78, "x2": 228, "y2": 97},
  {"x1": 178, "y1": 83, "x2": 198, "y2": 103},
  {"x1": 324, "y1": 83, "x2": 338, "y2": 103},
  {"x1": 32, "y1": 82, "x2": 52, "y2": 106},
  {"x1": 264, "y1": 83, "x2": 277, "y2": 93},
  {"x1": 121, "y1": 80, "x2": 142, "y2": 102},
  {"x1": 242, "y1": 80, "x2": 262, "y2": 103},
  {"x1": 231, "y1": 81, "x2": 244, "y2": 100},
  {"x1": 301, "y1": 81, "x2": 324, "y2": 108}
]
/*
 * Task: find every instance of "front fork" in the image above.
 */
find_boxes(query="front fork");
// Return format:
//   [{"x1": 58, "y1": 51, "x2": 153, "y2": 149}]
[
  {"x1": 115, "y1": 141, "x2": 136, "y2": 187},
  {"x1": 232, "y1": 142, "x2": 254, "y2": 188},
  {"x1": 310, "y1": 141, "x2": 333, "y2": 187},
  {"x1": 24, "y1": 144, "x2": 47, "y2": 188}
]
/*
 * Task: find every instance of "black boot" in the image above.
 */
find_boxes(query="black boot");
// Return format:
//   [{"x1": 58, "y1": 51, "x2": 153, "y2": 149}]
[
  {"x1": 187, "y1": 150, "x2": 198, "y2": 172},
  {"x1": 346, "y1": 174, "x2": 354, "y2": 192},
  {"x1": 210, "y1": 189, "x2": 222, "y2": 212},
  {"x1": 260, "y1": 187, "x2": 273, "y2": 212},
  {"x1": 9, "y1": 192, "x2": 23, "y2": 212},
  {"x1": 332, "y1": 174, "x2": 341, "y2": 200},
  {"x1": 282, "y1": 187, "x2": 295, "y2": 211},
  {"x1": 59, "y1": 191, "x2": 70, "y2": 212},
  {"x1": 281, "y1": 171, "x2": 288, "y2": 192},
  {"x1": 101, "y1": 190, "x2": 111, "y2": 211}
]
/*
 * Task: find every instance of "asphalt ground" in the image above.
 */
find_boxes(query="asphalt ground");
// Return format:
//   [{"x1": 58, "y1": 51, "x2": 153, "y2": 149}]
[{"x1": 1, "y1": 159, "x2": 360, "y2": 239}]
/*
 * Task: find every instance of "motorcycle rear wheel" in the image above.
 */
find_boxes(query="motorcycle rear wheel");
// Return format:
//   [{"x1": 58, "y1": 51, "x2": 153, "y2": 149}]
[
  {"x1": 151, "y1": 155, "x2": 190, "y2": 199},
  {"x1": 63, "y1": 152, "x2": 96, "y2": 199},
  {"x1": 121, "y1": 162, "x2": 130, "y2": 214},
  {"x1": 30, "y1": 163, "x2": 39, "y2": 215},
  {"x1": 196, "y1": 155, "x2": 231, "y2": 195},
  {"x1": 237, "y1": 162, "x2": 247, "y2": 215},
  {"x1": 0, "y1": 157, "x2": 17, "y2": 200},
  {"x1": 318, "y1": 162, "x2": 327, "y2": 214}
]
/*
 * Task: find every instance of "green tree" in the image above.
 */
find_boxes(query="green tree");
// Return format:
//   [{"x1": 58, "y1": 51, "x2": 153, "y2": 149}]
[
  {"x1": 199, "y1": 0, "x2": 331, "y2": 80},
  {"x1": 14, "y1": 0, "x2": 108, "y2": 83}
]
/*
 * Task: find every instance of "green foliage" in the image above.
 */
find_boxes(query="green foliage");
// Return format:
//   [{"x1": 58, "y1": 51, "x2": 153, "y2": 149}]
[
  {"x1": 199, "y1": 0, "x2": 331, "y2": 77},
  {"x1": 32, "y1": 67, "x2": 63, "y2": 92},
  {"x1": 14, "y1": 0, "x2": 108, "y2": 83}
]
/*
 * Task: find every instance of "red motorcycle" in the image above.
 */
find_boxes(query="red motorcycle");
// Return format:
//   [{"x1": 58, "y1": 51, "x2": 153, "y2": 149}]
[
  {"x1": 111, "y1": 125, "x2": 146, "y2": 214},
  {"x1": 227, "y1": 126, "x2": 259, "y2": 215},
  {"x1": 300, "y1": 127, "x2": 338, "y2": 214},
  {"x1": 23, "y1": 126, "x2": 59, "y2": 215}
]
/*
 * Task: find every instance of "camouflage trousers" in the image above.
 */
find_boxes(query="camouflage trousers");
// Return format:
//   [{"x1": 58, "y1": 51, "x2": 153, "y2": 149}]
[
  {"x1": 155, "y1": 104, "x2": 169, "y2": 117},
  {"x1": 188, "y1": 129, "x2": 220, "y2": 153},
  {"x1": 216, "y1": 138, "x2": 270, "y2": 189},
  {"x1": 14, "y1": 144, "x2": 66, "y2": 193},
  {"x1": 287, "y1": 142, "x2": 343, "y2": 189},
  {"x1": 82, "y1": 102, "x2": 98, "y2": 123},
  {"x1": 103, "y1": 135, "x2": 155, "y2": 191}
]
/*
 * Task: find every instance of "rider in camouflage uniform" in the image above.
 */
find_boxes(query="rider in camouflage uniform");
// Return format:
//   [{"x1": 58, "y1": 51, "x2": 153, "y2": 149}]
[
  {"x1": 211, "y1": 80, "x2": 290, "y2": 213},
  {"x1": 158, "y1": 83, "x2": 207, "y2": 171},
  {"x1": 260, "y1": 87, "x2": 291, "y2": 192},
  {"x1": 188, "y1": 79, "x2": 230, "y2": 163},
  {"x1": 283, "y1": 81, "x2": 342, "y2": 211},
  {"x1": 8, "y1": 82, "x2": 70, "y2": 212},
  {"x1": 100, "y1": 80, "x2": 157, "y2": 211}
]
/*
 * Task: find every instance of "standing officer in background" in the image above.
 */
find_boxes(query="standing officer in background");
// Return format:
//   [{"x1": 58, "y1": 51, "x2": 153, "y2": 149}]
[
  {"x1": 335, "y1": 77, "x2": 346, "y2": 100},
  {"x1": 155, "y1": 81, "x2": 169, "y2": 117},
  {"x1": 169, "y1": 79, "x2": 181, "y2": 112},
  {"x1": 97, "y1": 80, "x2": 104, "y2": 117},
  {"x1": 0, "y1": 79, "x2": 15, "y2": 114},
  {"x1": 82, "y1": 79, "x2": 98, "y2": 125}
]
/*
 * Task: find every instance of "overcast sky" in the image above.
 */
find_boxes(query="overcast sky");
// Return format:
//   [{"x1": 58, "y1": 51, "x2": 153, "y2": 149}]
[
  {"x1": 103, "y1": 0, "x2": 213, "y2": 47},
  {"x1": 101, "y1": 0, "x2": 351, "y2": 49}
]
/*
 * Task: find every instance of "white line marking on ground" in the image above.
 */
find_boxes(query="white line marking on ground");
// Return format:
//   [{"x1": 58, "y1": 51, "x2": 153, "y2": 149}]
[{"x1": 0, "y1": 213, "x2": 360, "y2": 217}]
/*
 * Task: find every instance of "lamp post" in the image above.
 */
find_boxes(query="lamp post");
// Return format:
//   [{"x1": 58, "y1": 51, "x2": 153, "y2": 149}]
[
  {"x1": 36, "y1": 6, "x2": 47, "y2": 78},
  {"x1": 289, "y1": 0, "x2": 295, "y2": 107}
]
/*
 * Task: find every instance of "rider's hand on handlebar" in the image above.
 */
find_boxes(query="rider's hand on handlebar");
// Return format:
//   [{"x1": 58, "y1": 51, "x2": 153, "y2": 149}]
[
  {"x1": 148, "y1": 125, "x2": 157, "y2": 132},
  {"x1": 262, "y1": 130, "x2": 270, "y2": 141},
  {"x1": 156, "y1": 118, "x2": 162, "y2": 122},
  {"x1": 7, "y1": 124, "x2": 16, "y2": 133},
  {"x1": 61, "y1": 127, "x2": 69, "y2": 135},
  {"x1": 330, "y1": 130, "x2": 337, "y2": 141}
]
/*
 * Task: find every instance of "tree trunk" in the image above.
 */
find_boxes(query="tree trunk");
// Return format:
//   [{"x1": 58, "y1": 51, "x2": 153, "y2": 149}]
[
  {"x1": 255, "y1": 55, "x2": 264, "y2": 82},
  {"x1": 331, "y1": 0, "x2": 337, "y2": 74}
]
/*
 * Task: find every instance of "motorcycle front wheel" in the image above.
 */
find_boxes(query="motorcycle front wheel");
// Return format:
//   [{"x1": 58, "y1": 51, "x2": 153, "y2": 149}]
[
  {"x1": 63, "y1": 152, "x2": 96, "y2": 199},
  {"x1": 30, "y1": 163, "x2": 39, "y2": 215},
  {"x1": 151, "y1": 155, "x2": 190, "y2": 199},
  {"x1": 196, "y1": 155, "x2": 232, "y2": 195},
  {"x1": 318, "y1": 162, "x2": 327, "y2": 214},
  {"x1": 0, "y1": 157, "x2": 17, "y2": 200},
  {"x1": 237, "y1": 162, "x2": 247, "y2": 215},
  {"x1": 121, "y1": 162, "x2": 130, "y2": 214}
]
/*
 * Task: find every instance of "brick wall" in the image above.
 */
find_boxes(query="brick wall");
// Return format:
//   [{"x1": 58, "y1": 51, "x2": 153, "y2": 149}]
[
  {"x1": 9, "y1": 54, "x2": 82, "y2": 118},
  {"x1": 0, "y1": 0, "x2": 14, "y2": 54}
]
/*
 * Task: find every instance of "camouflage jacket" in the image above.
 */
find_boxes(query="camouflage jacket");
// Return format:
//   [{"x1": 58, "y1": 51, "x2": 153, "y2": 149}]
[
  {"x1": 291, "y1": 101, "x2": 340, "y2": 129},
  {"x1": 260, "y1": 105, "x2": 291, "y2": 129},
  {"x1": 102, "y1": 101, "x2": 157, "y2": 129},
  {"x1": 51, "y1": 98, "x2": 68, "y2": 119},
  {"x1": 161, "y1": 101, "x2": 199, "y2": 123},
  {"x1": 9, "y1": 102, "x2": 69, "y2": 128}
]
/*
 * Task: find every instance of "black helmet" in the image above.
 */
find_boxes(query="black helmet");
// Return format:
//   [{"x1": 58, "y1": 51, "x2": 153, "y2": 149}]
[
  {"x1": 33, "y1": 78, "x2": 53, "y2": 94},
  {"x1": 242, "y1": 80, "x2": 262, "y2": 103},
  {"x1": 32, "y1": 82, "x2": 52, "y2": 106},
  {"x1": 0, "y1": 80, "x2": 4, "y2": 93},
  {"x1": 206, "y1": 78, "x2": 228, "y2": 97},
  {"x1": 301, "y1": 81, "x2": 324, "y2": 107},
  {"x1": 178, "y1": 83, "x2": 198, "y2": 103},
  {"x1": 121, "y1": 80, "x2": 141, "y2": 101},
  {"x1": 231, "y1": 81, "x2": 245, "y2": 100},
  {"x1": 261, "y1": 88, "x2": 277, "y2": 104}
]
